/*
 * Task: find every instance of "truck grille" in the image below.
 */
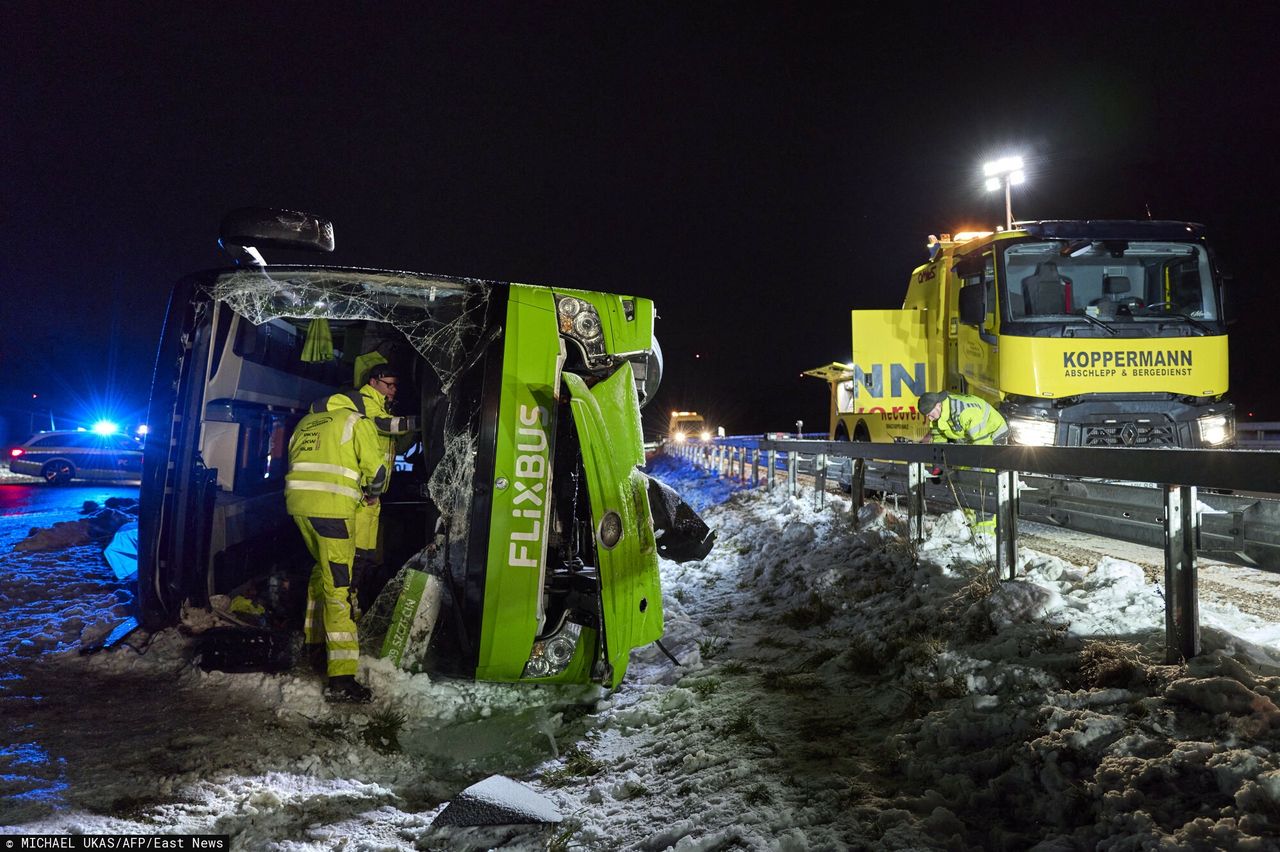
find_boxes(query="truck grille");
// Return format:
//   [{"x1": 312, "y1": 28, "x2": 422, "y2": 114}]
[{"x1": 1082, "y1": 420, "x2": 1176, "y2": 447}]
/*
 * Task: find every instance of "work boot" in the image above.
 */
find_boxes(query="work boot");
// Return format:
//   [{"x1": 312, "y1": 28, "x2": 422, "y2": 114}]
[{"x1": 324, "y1": 675, "x2": 373, "y2": 704}]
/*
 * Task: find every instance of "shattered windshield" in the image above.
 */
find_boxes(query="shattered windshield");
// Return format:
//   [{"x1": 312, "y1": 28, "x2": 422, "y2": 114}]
[
  {"x1": 207, "y1": 267, "x2": 491, "y2": 390},
  {"x1": 206, "y1": 266, "x2": 497, "y2": 579},
  {"x1": 1001, "y1": 240, "x2": 1219, "y2": 324}
]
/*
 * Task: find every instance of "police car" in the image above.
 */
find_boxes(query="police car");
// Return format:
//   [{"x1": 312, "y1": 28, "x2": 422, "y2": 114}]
[{"x1": 8, "y1": 431, "x2": 143, "y2": 484}]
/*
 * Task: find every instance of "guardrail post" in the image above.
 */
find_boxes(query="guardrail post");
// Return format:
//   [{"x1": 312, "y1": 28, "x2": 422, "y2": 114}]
[
  {"x1": 1163, "y1": 484, "x2": 1200, "y2": 662},
  {"x1": 908, "y1": 462, "x2": 925, "y2": 542},
  {"x1": 851, "y1": 458, "x2": 866, "y2": 513},
  {"x1": 814, "y1": 454, "x2": 827, "y2": 509},
  {"x1": 767, "y1": 448, "x2": 776, "y2": 490},
  {"x1": 788, "y1": 450, "x2": 798, "y2": 497},
  {"x1": 752, "y1": 448, "x2": 760, "y2": 487},
  {"x1": 996, "y1": 470, "x2": 1019, "y2": 580}
]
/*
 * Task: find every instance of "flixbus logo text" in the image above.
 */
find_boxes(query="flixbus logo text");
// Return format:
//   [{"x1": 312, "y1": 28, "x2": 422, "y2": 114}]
[
  {"x1": 852, "y1": 362, "x2": 926, "y2": 399},
  {"x1": 508, "y1": 404, "x2": 549, "y2": 570}
]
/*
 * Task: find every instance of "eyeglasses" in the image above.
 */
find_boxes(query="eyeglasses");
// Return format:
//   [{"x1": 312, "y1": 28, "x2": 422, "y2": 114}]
[{"x1": 373, "y1": 377, "x2": 398, "y2": 389}]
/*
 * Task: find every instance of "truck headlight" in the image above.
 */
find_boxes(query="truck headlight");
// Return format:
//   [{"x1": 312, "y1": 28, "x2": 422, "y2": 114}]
[
  {"x1": 673, "y1": 431, "x2": 687, "y2": 443},
  {"x1": 700, "y1": 431, "x2": 711, "y2": 442},
  {"x1": 554, "y1": 294, "x2": 607, "y2": 364},
  {"x1": 522, "y1": 620, "x2": 583, "y2": 679},
  {"x1": 1008, "y1": 415, "x2": 1056, "y2": 446},
  {"x1": 1197, "y1": 413, "x2": 1233, "y2": 446}
]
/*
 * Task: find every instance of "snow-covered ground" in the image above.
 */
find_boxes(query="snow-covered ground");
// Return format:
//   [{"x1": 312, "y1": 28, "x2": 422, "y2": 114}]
[{"x1": 3, "y1": 455, "x2": 1280, "y2": 849}]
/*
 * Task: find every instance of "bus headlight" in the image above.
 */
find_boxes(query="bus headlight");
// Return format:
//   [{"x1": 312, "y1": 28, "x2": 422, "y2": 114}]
[
  {"x1": 554, "y1": 294, "x2": 607, "y2": 364},
  {"x1": 1197, "y1": 413, "x2": 1233, "y2": 446},
  {"x1": 1008, "y1": 416, "x2": 1056, "y2": 446},
  {"x1": 522, "y1": 620, "x2": 583, "y2": 679}
]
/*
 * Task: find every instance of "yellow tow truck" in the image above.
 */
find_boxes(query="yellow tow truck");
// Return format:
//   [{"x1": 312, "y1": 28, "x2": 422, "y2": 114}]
[{"x1": 807, "y1": 220, "x2": 1234, "y2": 447}]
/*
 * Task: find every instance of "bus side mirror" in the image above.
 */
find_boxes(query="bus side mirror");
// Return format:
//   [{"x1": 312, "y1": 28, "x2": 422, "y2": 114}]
[{"x1": 959, "y1": 283, "x2": 986, "y2": 325}]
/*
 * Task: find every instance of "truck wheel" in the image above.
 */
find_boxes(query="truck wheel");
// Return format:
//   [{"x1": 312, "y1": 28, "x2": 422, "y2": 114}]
[{"x1": 42, "y1": 460, "x2": 75, "y2": 485}]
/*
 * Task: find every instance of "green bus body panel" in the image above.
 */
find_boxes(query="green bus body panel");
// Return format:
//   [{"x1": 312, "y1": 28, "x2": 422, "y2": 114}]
[
  {"x1": 475, "y1": 286, "x2": 562, "y2": 681},
  {"x1": 470, "y1": 284, "x2": 657, "y2": 684},
  {"x1": 564, "y1": 367, "x2": 662, "y2": 688},
  {"x1": 551, "y1": 286, "x2": 656, "y2": 357}
]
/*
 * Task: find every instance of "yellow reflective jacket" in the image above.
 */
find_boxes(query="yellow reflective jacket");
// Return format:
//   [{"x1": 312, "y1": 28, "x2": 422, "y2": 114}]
[
  {"x1": 306, "y1": 385, "x2": 419, "y2": 489},
  {"x1": 929, "y1": 393, "x2": 1009, "y2": 445},
  {"x1": 285, "y1": 394, "x2": 388, "y2": 519}
]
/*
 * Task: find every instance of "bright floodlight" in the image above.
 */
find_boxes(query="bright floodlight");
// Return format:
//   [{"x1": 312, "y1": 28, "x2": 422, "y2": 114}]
[
  {"x1": 91, "y1": 419, "x2": 119, "y2": 436},
  {"x1": 983, "y1": 155, "x2": 1024, "y2": 177},
  {"x1": 982, "y1": 154, "x2": 1026, "y2": 230},
  {"x1": 136, "y1": 424, "x2": 150, "y2": 436}
]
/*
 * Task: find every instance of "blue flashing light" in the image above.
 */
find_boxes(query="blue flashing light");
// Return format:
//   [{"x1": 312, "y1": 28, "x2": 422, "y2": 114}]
[{"x1": 91, "y1": 419, "x2": 119, "y2": 436}]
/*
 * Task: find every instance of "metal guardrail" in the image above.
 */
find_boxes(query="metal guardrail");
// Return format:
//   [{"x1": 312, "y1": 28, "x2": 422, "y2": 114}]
[
  {"x1": 1237, "y1": 422, "x2": 1280, "y2": 449},
  {"x1": 670, "y1": 436, "x2": 1280, "y2": 664}
]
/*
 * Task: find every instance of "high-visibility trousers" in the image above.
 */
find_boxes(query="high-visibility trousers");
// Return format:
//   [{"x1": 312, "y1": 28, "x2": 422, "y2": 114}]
[
  {"x1": 353, "y1": 499, "x2": 383, "y2": 579},
  {"x1": 294, "y1": 515, "x2": 360, "y2": 677}
]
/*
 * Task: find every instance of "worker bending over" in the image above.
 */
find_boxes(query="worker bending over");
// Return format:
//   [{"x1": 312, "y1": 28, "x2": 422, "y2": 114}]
[{"x1": 917, "y1": 391, "x2": 1009, "y2": 445}]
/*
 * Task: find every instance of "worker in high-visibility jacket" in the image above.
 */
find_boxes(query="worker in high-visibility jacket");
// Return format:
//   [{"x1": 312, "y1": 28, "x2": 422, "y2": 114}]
[
  {"x1": 286, "y1": 390, "x2": 391, "y2": 703},
  {"x1": 308, "y1": 362, "x2": 419, "y2": 616},
  {"x1": 917, "y1": 391, "x2": 1007, "y2": 532},
  {"x1": 917, "y1": 391, "x2": 1009, "y2": 445}
]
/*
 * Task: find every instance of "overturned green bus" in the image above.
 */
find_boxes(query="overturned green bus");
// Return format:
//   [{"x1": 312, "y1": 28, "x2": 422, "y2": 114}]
[{"x1": 137, "y1": 208, "x2": 711, "y2": 687}]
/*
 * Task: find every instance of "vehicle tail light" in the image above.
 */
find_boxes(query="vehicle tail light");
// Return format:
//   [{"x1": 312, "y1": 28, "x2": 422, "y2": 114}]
[{"x1": 10, "y1": 448, "x2": 24, "y2": 458}]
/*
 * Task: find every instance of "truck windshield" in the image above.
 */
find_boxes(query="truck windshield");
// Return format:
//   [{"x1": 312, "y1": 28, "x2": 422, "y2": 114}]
[{"x1": 1000, "y1": 240, "x2": 1220, "y2": 328}]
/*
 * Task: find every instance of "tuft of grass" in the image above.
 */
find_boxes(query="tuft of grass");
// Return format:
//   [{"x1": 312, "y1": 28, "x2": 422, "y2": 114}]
[
  {"x1": 720, "y1": 708, "x2": 775, "y2": 751},
  {"x1": 698, "y1": 634, "x2": 728, "y2": 660},
  {"x1": 759, "y1": 667, "x2": 824, "y2": 693},
  {"x1": 361, "y1": 707, "x2": 408, "y2": 754},
  {"x1": 719, "y1": 659, "x2": 749, "y2": 676},
  {"x1": 690, "y1": 677, "x2": 721, "y2": 699},
  {"x1": 1069, "y1": 640, "x2": 1183, "y2": 691},
  {"x1": 885, "y1": 535, "x2": 921, "y2": 568},
  {"x1": 541, "y1": 745, "x2": 606, "y2": 788},
  {"x1": 896, "y1": 631, "x2": 947, "y2": 668},
  {"x1": 778, "y1": 593, "x2": 836, "y2": 630},
  {"x1": 547, "y1": 817, "x2": 583, "y2": 852},
  {"x1": 743, "y1": 783, "x2": 774, "y2": 806}
]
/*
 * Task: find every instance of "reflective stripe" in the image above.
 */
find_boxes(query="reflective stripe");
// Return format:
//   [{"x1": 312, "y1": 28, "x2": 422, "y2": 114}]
[
  {"x1": 367, "y1": 465, "x2": 387, "y2": 497},
  {"x1": 328, "y1": 649, "x2": 360, "y2": 660},
  {"x1": 292, "y1": 462, "x2": 360, "y2": 481},
  {"x1": 327, "y1": 632, "x2": 357, "y2": 642},
  {"x1": 341, "y1": 412, "x2": 362, "y2": 444},
  {"x1": 285, "y1": 480, "x2": 363, "y2": 501}
]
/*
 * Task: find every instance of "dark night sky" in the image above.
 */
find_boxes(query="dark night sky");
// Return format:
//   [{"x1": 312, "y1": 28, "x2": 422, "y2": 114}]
[{"x1": 3, "y1": 3, "x2": 1278, "y2": 442}]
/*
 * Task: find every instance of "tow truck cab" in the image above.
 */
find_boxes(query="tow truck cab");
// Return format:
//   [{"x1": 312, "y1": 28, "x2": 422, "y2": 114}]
[
  {"x1": 137, "y1": 209, "x2": 695, "y2": 687},
  {"x1": 813, "y1": 220, "x2": 1234, "y2": 448}
]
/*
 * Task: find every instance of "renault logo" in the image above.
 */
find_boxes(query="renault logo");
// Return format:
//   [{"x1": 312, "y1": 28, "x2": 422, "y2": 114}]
[{"x1": 1120, "y1": 423, "x2": 1138, "y2": 446}]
